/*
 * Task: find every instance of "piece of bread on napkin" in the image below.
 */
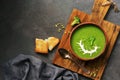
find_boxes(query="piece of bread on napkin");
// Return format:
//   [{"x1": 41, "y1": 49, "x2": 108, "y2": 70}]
[
  {"x1": 35, "y1": 38, "x2": 48, "y2": 54},
  {"x1": 45, "y1": 37, "x2": 59, "y2": 51}
]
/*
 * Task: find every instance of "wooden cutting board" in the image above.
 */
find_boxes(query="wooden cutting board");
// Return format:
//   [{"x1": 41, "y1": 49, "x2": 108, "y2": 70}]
[{"x1": 53, "y1": 0, "x2": 120, "y2": 80}]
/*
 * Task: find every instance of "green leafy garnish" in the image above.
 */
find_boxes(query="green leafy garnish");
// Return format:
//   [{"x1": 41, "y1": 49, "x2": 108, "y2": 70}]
[
  {"x1": 90, "y1": 37, "x2": 95, "y2": 46},
  {"x1": 71, "y1": 16, "x2": 81, "y2": 26}
]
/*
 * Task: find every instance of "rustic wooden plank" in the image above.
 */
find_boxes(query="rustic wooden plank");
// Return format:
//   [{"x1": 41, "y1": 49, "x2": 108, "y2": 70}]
[
  {"x1": 101, "y1": 20, "x2": 115, "y2": 42},
  {"x1": 52, "y1": 8, "x2": 120, "y2": 80},
  {"x1": 94, "y1": 26, "x2": 120, "y2": 80},
  {"x1": 53, "y1": 9, "x2": 88, "y2": 64},
  {"x1": 90, "y1": 0, "x2": 111, "y2": 24},
  {"x1": 52, "y1": 1, "x2": 119, "y2": 79}
]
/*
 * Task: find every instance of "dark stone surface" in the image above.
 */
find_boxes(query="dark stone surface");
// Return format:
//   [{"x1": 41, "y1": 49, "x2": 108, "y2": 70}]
[{"x1": 0, "y1": 0, "x2": 120, "y2": 80}]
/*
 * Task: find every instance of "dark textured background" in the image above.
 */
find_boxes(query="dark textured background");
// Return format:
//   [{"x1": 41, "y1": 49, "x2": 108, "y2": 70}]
[{"x1": 0, "y1": 0, "x2": 120, "y2": 80}]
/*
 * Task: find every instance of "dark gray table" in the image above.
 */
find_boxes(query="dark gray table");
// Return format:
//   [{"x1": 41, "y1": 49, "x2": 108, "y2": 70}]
[{"x1": 0, "y1": 0, "x2": 120, "y2": 80}]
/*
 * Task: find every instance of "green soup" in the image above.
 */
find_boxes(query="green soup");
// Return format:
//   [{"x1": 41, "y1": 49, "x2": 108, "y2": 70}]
[{"x1": 71, "y1": 24, "x2": 106, "y2": 60}]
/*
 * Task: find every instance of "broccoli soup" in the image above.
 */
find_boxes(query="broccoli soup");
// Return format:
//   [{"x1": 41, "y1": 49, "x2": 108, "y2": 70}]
[{"x1": 70, "y1": 24, "x2": 106, "y2": 60}]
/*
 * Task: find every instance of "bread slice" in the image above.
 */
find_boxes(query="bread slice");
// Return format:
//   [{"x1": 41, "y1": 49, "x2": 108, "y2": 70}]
[
  {"x1": 35, "y1": 38, "x2": 48, "y2": 54},
  {"x1": 46, "y1": 37, "x2": 59, "y2": 51}
]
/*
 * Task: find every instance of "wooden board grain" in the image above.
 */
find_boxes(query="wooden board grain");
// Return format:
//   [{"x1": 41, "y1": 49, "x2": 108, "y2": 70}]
[
  {"x1": 90, "y1": 0, "x2": 111, "y2": 24},
  {"x1": 52, "y1": 9, "x2": 120, "y2": 80}
]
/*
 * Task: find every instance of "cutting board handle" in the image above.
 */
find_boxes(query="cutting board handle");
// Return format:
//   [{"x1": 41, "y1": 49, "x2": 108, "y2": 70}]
[{"x1": 90, "y1": 0, "x2": 111, "y2": 25}]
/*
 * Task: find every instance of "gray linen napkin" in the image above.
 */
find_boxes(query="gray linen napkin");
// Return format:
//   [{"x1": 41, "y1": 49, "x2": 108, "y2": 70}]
[{"x1": 1, "y1": 54, "x2": 79, "y2": 80}]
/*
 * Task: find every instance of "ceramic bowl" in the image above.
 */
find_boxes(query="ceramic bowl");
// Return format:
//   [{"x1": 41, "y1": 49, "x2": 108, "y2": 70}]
[{"x1": 69, "y1": 22, "x2": 108, "y2": 61}]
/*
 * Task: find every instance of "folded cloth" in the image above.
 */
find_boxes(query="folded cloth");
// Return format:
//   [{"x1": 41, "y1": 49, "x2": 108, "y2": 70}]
[{"x1": 1, "y1": 54, "x2": 79, "y2": 80}]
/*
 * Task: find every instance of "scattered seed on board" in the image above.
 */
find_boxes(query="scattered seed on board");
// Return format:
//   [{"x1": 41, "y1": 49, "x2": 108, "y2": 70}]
[
  {"x1": 54, "y1": 23, "x2": 65, "y2": 32},
  {"x1": 58, "y1": 28, "x2": 62, "y2": 32}
]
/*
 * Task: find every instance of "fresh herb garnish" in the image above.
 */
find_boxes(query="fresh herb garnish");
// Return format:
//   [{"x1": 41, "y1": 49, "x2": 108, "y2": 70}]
[{"x1": 71, "y1": 16, "x2": 81, "y2": 26}]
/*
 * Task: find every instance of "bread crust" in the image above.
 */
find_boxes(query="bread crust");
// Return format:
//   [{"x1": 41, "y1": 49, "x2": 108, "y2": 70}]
[
  {"x1": 35, "y1": 37, "x2": 59, "y2": 54},
  {"x1": 47, "y1": 37, "x2": 59, "y2": 51},
  {"x1": 35, "y1": 38, "x2": 48, "y2": 54}
]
